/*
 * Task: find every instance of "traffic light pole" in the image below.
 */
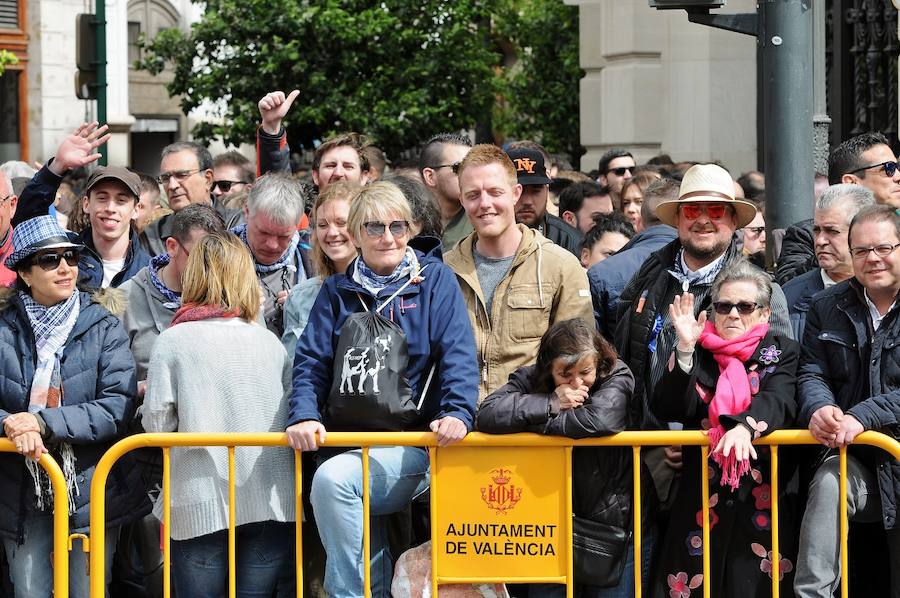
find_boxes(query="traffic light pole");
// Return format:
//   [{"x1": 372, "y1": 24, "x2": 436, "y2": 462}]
[
  {"x1": 94, "y1": 0, "x2": 107, "y2": 165},
  {"x1": 661, "y1": 0, "x2": 814, "y2": 234}
]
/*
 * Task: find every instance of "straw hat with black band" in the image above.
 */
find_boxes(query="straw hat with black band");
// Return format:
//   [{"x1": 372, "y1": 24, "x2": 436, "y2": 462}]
[{"x1": 655, "y1": 163, "x2": 758, "y2": 229}]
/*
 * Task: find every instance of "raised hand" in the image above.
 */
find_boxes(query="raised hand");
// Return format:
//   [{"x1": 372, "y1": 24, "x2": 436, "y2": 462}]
[
  {"x1": 48, "y1": 122, "x2": 110, "y2": 176},
  {"x1": 258, "y1": 90, "x2": 300, "y2": 135},
  {"x1": 669, "y1": 292, "x2": 707, "y2": 352}
]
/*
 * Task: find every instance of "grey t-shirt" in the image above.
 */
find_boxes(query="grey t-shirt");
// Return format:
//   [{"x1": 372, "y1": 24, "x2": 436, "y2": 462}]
[{"x1": 473, "y1": 249, "x2": 514, "y2": 320}]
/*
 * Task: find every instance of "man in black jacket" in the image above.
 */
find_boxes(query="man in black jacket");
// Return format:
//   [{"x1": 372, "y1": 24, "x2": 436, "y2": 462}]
[
  {"x1": 614, "y1": 164, "x2": 792, "y2": 512},
  {"x1": 795, "y1": 204, "x2": 900, "y2": 598},
  {"x1": 507, "y1": 146, "x2": 582, "y2": 256}
]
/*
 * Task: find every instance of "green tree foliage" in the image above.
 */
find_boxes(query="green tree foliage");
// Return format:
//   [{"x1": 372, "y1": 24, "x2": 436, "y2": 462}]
[
  {"x1": 494, "y1": 0, "x2": 584, "y2": 165},
  {"x1": 138, "y1": 0, "x2": 582, "y2": 164},
  {"x1": 138, "y1": 0, "x2": 499, "y2": 156}
]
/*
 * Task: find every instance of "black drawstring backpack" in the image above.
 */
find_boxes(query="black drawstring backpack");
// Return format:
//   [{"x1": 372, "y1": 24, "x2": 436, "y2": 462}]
[{"x1": 326, "y1": 266, "x2": 436, "y2": 430}]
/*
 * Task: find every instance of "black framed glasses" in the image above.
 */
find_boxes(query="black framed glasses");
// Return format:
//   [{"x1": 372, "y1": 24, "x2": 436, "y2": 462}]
[
  {"x1": 850, "y1": 242, "x2": 900, "y2": 260},
  {"x1": 608, "y1": 166, "x2": 633, "y2": 177},
  {"x1": 30, "y1": 249, "x2": 80, "y2": 271},
  {"x1": 157, "y1": 169, "x2": 202, "y2": 185},
  {"x1": 363, "y1": 220, "x2": 410, "y2": 238},
  {"x1": 848, "y1": 160, "x2": 899, "y2": 178},
  {"x1": 431, "y1": 161, "x2": 461, "y2": 175},
  {"x1": 712, "y1": 301, "x2": 760, "y2": 316},
  {"x1": 212, "y1": 180, "x2": 244, "y2": 193}
]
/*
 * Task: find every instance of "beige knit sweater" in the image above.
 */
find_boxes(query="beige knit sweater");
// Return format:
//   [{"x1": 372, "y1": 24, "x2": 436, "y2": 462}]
[{"x1": 144, "y1": 318, "x2": 295, "y2": 540}]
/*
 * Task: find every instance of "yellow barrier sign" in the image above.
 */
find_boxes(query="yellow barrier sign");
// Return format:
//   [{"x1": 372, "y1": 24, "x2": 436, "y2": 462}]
[{"x1": 433, "y1": 446, "x2": 569, "y2": 580}]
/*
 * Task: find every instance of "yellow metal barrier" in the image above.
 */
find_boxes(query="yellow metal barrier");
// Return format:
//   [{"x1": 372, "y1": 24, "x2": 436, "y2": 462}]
[
  {"x1": 0, "y1": 438, "x2": 70, "y2": 598},
  {"x1": 86, "y1": 430, "x2": 900, "y2": 598}
]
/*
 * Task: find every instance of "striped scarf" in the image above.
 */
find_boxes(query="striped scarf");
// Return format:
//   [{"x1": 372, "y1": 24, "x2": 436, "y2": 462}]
[{"x1": 19, "y1": 290, "x2": 81, "y2": 513}]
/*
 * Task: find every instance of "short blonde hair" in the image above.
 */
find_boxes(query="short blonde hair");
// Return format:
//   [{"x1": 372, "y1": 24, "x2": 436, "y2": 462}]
[
  {"x1": 310, "y1": 180, "x2": 361, "y2": 278},
  {"x1": 347, "y1": 181, "x2": 413, "y2": 240},
  {"x1": 456, "y1": 144, "x2": 517, "y2": 187},
  {"x1": 181, "y1": 232, "x2": 260, "y2": 321}
]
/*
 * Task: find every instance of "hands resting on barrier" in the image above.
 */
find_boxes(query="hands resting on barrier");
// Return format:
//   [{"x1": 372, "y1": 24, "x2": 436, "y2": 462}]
[{"x1": 3, "y1": 412, "x2": 47, "y2": 460}]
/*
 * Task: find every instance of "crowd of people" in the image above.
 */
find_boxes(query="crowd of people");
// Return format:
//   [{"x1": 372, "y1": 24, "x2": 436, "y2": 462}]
[{"x1": 0, "y1": 86, "x2": 897, "y2": 598}]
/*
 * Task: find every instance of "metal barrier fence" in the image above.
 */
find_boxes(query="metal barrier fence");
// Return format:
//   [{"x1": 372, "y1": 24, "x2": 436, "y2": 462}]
[
  {"x1": 0, "y1": 438, "x2": 71, "y2": 598},
  {"x1": 81, "y1": 430, "x2": 900, "y2": 598}
]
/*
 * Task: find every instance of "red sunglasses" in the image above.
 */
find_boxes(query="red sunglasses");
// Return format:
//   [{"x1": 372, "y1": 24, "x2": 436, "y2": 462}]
[{"x1": 680, "y1": 203, "x2": 728, "y2": 220}]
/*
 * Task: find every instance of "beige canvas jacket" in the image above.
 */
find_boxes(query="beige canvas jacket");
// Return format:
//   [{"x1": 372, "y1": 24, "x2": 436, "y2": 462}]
[{"x1": 444, "y1": 224, "x2": 593, "y2": 404}]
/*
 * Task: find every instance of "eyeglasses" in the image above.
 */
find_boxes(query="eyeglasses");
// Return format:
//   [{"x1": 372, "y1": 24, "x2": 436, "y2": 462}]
[
  {"x1": 431, "y1": 162, "x2": 461, "y2": 175},
  {"x1": 363, "y1": 220, "x2": 410, "y2": 238},
  {"x1": 608, "y1": 166, "x2": 633, "y2": 177},
  {"x1": 29, "y1": 249, "x2": 79, "y2": 271},
  {"x1": 680, "y1": 203, "x2": 729, "y2": 220},
  {"x1": 212, "y1": 180, "x2": 244, "y2": 193},
  {"x1": 712, "y1": 301, "x2": 760, "y2": 316},
  {"x1": 850, "y1": 242, "x2": 900, "y2": 260},
  {"x1": 848, "y1": 160, "x2": 899, "y2": 178},
  {"x1": 157, "y1": 169, "x2": 202, "y2": 185},
  {"x1": 744, "y1": 226, "x2": 765, "y2": 235}
]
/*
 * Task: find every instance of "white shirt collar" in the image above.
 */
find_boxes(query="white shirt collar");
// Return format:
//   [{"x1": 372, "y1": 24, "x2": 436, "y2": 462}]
[{"x1": 863, "y1": 290, "x2": 898, "y2": 332}]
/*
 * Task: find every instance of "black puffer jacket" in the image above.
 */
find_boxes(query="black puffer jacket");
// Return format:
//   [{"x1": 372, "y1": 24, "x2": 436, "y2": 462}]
[
  {"x1": 798, "y1": 278, "x2": 900, "y2": 529},
  {"x1": 476, "y1": 360, "x2": 634, "y2": 527}
]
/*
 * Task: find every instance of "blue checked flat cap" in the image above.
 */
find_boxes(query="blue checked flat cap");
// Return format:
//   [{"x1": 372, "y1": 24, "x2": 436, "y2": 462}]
[{"x1": 6, "y1": 216, "x2": 83, "y2": 270}]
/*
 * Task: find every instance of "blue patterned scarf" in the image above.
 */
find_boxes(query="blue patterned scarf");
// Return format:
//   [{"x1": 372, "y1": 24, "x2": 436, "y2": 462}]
[
  {"x1": 352, "y1": 247, "x2": 419, "y2": 296},
  {"x1": 232, "y1": 223, "x2": 300, "y2": 275},
  {"x1": 148, "y1": 254, "x2": 181, "y2": 309}
]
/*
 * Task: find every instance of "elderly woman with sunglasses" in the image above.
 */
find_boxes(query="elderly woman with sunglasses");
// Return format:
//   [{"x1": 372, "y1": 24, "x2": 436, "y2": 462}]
[
  {"x1": 287, "y1": 181, "x2": 478, "y2": 598},
  {"x1": 649, "y1": 259, "x2": 800, "y2": 598},
  {"x1": 0, "y1": 216, "x2": 147, "y2": 598}
]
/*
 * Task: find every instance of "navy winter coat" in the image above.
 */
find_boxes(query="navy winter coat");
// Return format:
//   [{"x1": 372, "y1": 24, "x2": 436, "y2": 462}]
[
  {"x1": 289, "y1": 244, "x2": 479, "y2": 431},
  {"x1": 0, "y1": 290, "x2": 149, "y2": 540}
]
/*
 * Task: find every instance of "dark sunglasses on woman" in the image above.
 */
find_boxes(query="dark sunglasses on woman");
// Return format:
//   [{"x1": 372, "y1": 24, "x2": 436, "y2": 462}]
[{"x1": 29, "y1": 250, "x2": 80, "y2": 271}]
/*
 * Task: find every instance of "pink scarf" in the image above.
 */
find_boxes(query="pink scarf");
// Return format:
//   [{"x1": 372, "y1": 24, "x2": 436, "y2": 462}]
[
  {"x1": 170, "y1": 303, "x2": 240, "y2": 327},
  {"x1": 697, "y1": 320, "x2": 769, "y2": 490}
]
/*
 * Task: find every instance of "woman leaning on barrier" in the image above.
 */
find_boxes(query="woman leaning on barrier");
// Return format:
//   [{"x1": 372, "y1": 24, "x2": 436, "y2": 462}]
[
  {"x1": 286, "y1": 181, "x2": 479, "y2": 598},
  {"x1": 650, "y1": 259, "x2": 800, "y2": 598},
  {"x1": 477, "y1": 318, "x2": 648, "y2": 598},
  {"x1": 144, "y1": 232, "x2": 296, "y2": 597},
  {"x1": 0, "y1": 215, "x2": 148, "y2": 598}
]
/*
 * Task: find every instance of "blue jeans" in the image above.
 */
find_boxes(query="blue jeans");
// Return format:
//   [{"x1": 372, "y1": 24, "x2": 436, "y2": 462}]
[
  {"x1": 311, "y1": 446, "x2": 429, "y2": 598},
  {"x1": 171, "y1": 520, "x2": 295, "y2": 598},
  {"x1": 530, "y1": 525, "x2": 656, "y2": 598},
  {"x1": 2, "y1": 514, "x2": 118, "y2": 598}
]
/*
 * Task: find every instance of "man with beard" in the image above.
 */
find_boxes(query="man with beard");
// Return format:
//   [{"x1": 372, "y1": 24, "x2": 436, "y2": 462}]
[{"x1": 614, "y1": 164, "x2": 792, "y2": 519}]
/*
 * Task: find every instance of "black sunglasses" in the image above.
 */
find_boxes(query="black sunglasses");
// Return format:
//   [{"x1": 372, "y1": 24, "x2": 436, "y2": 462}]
[
  {"x1": 849, "y1": 160, "x2": 899, "y2": 178},
  {"x1": 608, "y1": 166, "x2": 633, "y2": 177},
  {"x1": 363, "y1": 220, "x2": 410, "y2": 238},
  {"x1": 30, "y1": 249, "x2": 80, "y2": 271},
  {"x1": 213, "y1": 180, "x2": 244, "y2": 192},
  {"x1": 431, "y1": 161, "x2": 461, "y2": 175},
  {"x1": 712, "y1": 301, "x2": 760, "y2": 316}
]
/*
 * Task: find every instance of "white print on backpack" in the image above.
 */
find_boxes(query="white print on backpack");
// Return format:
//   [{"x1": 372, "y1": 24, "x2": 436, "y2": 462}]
[{"x1": 339, "y1": 334, "x2": 393, "y2": 395}]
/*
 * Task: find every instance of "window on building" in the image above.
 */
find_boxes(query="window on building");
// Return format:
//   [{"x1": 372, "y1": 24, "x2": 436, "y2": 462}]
[
  {"x1": 0, "y1": 0, "x2": 18, "y2": 30},
  {"x1": 0, "y1": 70, "x2": 21, "y2": 161},
  {"x1": 128, "y1": 21, "x2": 141, "y2": 64}
]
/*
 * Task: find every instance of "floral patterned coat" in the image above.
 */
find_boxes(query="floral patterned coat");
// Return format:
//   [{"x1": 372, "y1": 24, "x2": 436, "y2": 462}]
[{"x1": 649, "y1": 331, "x2": 800, "y2": 598}]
